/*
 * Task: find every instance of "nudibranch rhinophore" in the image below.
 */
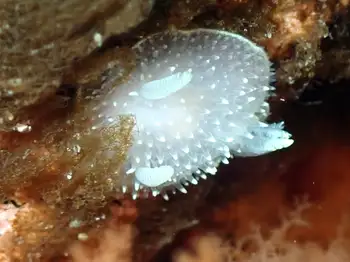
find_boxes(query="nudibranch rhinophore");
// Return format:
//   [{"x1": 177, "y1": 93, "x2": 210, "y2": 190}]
[{"x1": 91, "y1": 28, "x2": 294, "y2": 200}]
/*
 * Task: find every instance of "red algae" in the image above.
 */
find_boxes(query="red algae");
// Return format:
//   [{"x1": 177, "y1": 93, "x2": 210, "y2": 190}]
[
  {"x1": 144, "y1": 84, "x2": 350, "y2": 262},
  {"x1": 283, "y1": 144, "x2": 350, "y2": 244},
  {"x1": 208, "y1": 143, "x2": 350, "y2": 247}
]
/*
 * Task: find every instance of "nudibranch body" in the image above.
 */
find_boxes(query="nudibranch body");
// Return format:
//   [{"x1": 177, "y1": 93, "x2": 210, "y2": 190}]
[{"x1": 92, "y1": 29, "x2": 294, "y2": 199}]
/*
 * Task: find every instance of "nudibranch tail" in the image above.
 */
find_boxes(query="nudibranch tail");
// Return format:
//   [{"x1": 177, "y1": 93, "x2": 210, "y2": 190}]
[
  {"x1": 233, "y1": 122, "x2": 294, "y2": 157},
  {"x1": 90, "y1": 28, "x2": 294, "y2": 200}
]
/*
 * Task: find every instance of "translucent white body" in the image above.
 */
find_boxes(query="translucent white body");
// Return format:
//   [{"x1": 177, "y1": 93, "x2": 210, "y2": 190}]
[{"x1": 91, "y1": 29, "x2": 294, "y2": 199}]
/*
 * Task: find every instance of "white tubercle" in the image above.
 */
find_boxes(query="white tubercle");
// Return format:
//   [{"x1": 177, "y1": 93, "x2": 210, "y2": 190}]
[
  {"x1": 135, "y1": 166, "x2": 175, "y2": 187},
  {"x1": 140, "y1": 71, "x2": 193, "y2": 100}
]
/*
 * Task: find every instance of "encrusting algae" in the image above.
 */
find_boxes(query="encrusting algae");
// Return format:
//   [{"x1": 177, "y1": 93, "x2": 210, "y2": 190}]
[
  {"x1": 0, "y1": 113, "x2": 135, "y2": 260},
  {"x1": 0, "y1": 47, "x2": 136, "y2": 260},
  {"x1": 0, "y1": 0, "x2": 153, "y2": 131}
]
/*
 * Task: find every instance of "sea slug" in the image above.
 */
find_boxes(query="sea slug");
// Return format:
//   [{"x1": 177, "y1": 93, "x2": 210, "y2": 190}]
[{"x1": 91, "y1": 28, "x2": 294, "y2": 200}]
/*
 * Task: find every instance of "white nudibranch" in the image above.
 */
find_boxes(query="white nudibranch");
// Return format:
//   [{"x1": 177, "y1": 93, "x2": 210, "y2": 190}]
[{"x1": 91, "y1": 28, "x2": 294, "y2": 200}]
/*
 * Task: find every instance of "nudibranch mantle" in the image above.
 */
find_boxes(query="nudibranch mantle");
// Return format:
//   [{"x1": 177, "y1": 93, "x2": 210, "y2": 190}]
[{"x1": 91, "y1": 28, "x2": 294, "y2": 200}]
